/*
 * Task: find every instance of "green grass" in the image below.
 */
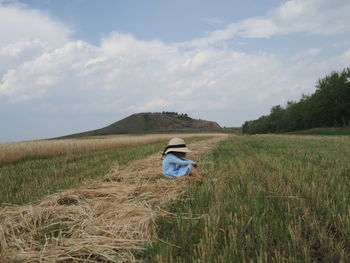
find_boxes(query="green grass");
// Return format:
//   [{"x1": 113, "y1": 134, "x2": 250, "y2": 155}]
[
  {"x1": 289, "y1": 126, "x2": 350, "y2": 135},
  {"x1": 0, "y1": 137, "x2": 207, "y2": 207},
  {"x1": 143, "y1": 135, "x2": 350, "y2": 263}
]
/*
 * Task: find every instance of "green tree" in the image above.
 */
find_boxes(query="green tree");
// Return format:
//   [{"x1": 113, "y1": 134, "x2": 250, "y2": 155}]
[{"x1": 241, "y1": 68, "x2": 350, "y2": 134}]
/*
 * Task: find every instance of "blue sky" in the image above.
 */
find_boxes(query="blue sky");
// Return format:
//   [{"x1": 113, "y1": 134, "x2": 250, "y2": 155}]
[
  {"x1": 21, "y1": 0, "x2": 276, "y2": 43},
  {"x1": 0, "y1": 0, "x2": 350, "y2": 142}
]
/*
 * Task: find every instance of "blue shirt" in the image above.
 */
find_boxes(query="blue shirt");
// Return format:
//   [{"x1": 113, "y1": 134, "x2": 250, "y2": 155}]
[{"x1": 162, "y1": 153, "x2": 196, "y2": 178}]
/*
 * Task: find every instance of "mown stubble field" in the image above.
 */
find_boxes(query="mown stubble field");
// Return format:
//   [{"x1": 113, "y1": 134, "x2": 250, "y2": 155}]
[
  {"x1": 0, "y1": 134, "x2": 349, "y2": 263},
  {"x1": 0, "y1": 134, "x2": 214, "y2": 206},
  {"x1": 145, "y1": 134, "x2": 350, "y2": 263}
]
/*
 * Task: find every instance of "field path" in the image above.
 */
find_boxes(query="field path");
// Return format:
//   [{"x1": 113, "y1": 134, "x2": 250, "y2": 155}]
[{"x1": 0, "y1": 135, "x2": 227, "y2": 263}]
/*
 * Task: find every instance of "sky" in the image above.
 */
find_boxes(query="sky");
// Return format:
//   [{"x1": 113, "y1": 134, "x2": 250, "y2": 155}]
[{"x1": 0, "y1": 0, "x2": 350, "y2": 142}]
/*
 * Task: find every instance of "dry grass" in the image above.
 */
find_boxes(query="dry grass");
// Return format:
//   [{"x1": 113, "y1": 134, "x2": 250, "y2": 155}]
[
  {"x1": 0, "y1": 135, "x2": 227, "y2": 262},
  {"x1": 0, "y1": 133, "x2": 222, "y2": 164}
]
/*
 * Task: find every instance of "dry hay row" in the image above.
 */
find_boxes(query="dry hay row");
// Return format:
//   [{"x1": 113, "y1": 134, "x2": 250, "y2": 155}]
[{"x1": 0, "y1": 135, "x2": 227, "y2": 263}]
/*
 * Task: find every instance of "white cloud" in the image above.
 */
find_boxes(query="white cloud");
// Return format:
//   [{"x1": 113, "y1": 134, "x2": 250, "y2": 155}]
[
  {"x1": 0, "y1": 39, "x2": 49, "y2": 74},
  {"x1": 128, "y1": 98, "x2": 171, "y2": 112},
  {"x1": 272, "y1": 0, "x2": 350, "y2": 35},
  {"x1": 0, "y1": 2, "x2": 72, "y2": 47},
  {"x1": 292, "y1": 47, "x2": 321, "y2": 61},
  {"x1": 331, "y1": 40, "x2": 350, "y2": 49},
  {"x1": 0, "y1": 32, "x2": 306, "y2": 117},
  {"x1": 1, "y1": 29, "x2": 346, "y2": 127},
  {"x1": 0, "y1": 39, "x2": 47, "y2": 57},
  {"x1": 183, "y1": 0, "x2": 350, "y2": 47},
  {"x1": 237, "y1": 17, "x2": 280, "y2": 38},
  {"x1": 0, "y1": 2, "x2": 72, "y2": 78},
  {"x1": 0, "y1": 41, "x2": 98, "y2": 100}
]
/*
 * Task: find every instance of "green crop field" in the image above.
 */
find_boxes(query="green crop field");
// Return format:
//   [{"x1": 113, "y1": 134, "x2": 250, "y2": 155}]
[{"x1": 144, "y1": 135, "x2": 350, "y2": 263}]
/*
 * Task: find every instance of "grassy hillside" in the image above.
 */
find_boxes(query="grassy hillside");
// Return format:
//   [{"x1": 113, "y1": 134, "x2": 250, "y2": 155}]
[
  {"x1": 58, "y1": 112, "x2": 223, "y2": 139},
  {"x1": 144, "y1": 135, "x2": 350, "y2": 262}
]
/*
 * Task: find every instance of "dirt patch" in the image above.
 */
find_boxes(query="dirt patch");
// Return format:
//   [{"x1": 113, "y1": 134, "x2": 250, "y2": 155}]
[{"x1": 0, "y1": 135, "x2": 227, "y2": 263}]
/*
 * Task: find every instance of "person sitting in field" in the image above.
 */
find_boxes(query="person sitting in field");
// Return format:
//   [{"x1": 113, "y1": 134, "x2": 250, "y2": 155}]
[{"x1": 162, "y1": 137, "x2": 204, "y2": 180}]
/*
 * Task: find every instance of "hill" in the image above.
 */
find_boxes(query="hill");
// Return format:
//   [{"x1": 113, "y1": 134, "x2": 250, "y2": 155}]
[{"x1": 58, "y1": 112, "x2": 222, "y2": 138}]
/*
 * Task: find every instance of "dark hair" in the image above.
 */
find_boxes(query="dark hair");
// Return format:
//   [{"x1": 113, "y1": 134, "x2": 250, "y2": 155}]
[{"x1": 169, "y1": 151, "x2": 186, "y2": 158}]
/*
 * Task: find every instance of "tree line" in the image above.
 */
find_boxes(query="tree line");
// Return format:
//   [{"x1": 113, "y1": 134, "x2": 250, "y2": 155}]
[
  {"x1": 242, "y1": 68, "x2": 350, "y2": 134},
  {"x1": 161, "y1": 111, "x2": 189, "y2": 117}
]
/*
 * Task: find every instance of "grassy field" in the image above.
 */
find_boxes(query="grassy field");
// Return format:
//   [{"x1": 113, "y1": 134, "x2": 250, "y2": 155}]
[
  {"x1": 0, "y1": 133, "x2": 215, "y2": 164},
  {"x1": 1, "y1": 133, "x2": 349, "y2": 262},
  {"x1": 289, "y1": 126, "x2": 350, "y2": 136},
  {"x1": 144, "y1": 135, "x2": 350, "y2": 263},
  {"x1": 0, "y1": 135, "x2": 208, "y2": 207}
]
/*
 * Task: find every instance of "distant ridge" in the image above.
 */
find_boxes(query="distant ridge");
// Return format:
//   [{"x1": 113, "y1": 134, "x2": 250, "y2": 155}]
[{"x1": 58, "y1": 112, "x2": 222, "y2": 139}]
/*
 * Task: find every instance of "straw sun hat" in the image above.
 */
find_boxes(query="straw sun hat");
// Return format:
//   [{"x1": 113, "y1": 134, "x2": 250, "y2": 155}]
[{"x1": 162, "y1": 137, "x2": 191, "y2": 156}]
